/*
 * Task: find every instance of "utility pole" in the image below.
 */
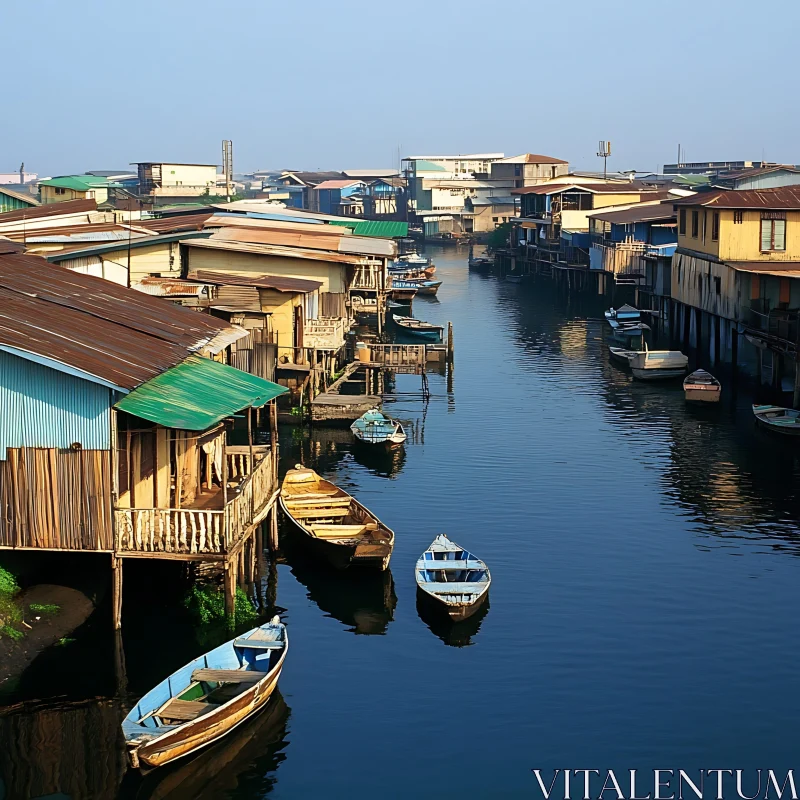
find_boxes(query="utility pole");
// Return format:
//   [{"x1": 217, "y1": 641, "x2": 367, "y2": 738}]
[
  {"x1": 597, "y1": 141, "x2": 611, "y2": 180},
  {"x1": 222, "y1": 139, "x2": 233, "y2": 201}
]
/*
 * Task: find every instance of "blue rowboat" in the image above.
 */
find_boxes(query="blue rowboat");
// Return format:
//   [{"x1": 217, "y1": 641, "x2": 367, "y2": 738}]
[
  {"x1": 393, "y1": 315, "x2": 443, "y2": 342},
  {"x1": 123, "y1": 617, "x2": 288, "y2": 770},
  {"x1": 753, "y1": 404, "x2": 800, "y2": 436},
  {"x1": 351, "y1": 408, "x2": 407, "y2": 448},
  {"x1": 416, "y1": 535, "x2": 491, "y2": 622}
]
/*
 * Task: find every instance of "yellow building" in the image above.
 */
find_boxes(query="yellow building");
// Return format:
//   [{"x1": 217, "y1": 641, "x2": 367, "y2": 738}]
[
  {"x1": 38, "y1": 175, "x2": 118, "y2": 205},
  {"x1": 134, "y1": 162, "x2": 218, "y2": 199},
  {"x1": 672, "y1": 187, "x2": 800, "y2": 392}
]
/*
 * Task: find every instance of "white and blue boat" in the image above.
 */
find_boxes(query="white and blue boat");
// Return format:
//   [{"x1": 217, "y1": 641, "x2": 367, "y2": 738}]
[
  {"x1": 351, "y1": 408, "x2": 407, "y2": 448},
  {"x1": 416, "y1": 535, "x2": 491, "y2": 622},
  {"x1": 391, "y1": 277, "x2": 441, "y2": 296},
  {"x1": 123, "y1": 617, "x2": 288, "y2": 770}
]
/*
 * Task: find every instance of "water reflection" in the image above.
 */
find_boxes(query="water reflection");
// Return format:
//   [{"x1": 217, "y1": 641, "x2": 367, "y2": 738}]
[
  {"x1": 350, "y1": 438, "x2": 407, "y2": 478},
  {"x1": 0, "y1": 698, "x2": 128, "y2": 800},
  {"x1": 125, "y1": 691, "x2": 290, "y2": 800},
  {"x1": 283, "y1": 542, "x2": 397, "y2": 635},
  {"x1": 416, "y1": 594, "x2": 490, "y2": 648}
]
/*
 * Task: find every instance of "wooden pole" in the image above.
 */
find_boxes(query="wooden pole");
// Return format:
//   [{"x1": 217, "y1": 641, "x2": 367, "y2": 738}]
[
  {"x1": 793, "y1": 360, "x2": 800, "y2": 410},
  {"x1": 112, "y1": 555, "x2": 123, "y2": 630},
  {"x1": 269, "y1": 400, "x2": 279, "y2": 485},
  {"x1": 446, "y1": 321, "x2": 454, "y2": 366},
  {"x1": 224, "y1": 557, "x2": 237, "y2": 626},
  {"x1": 269, "y1": 503, "x2": 279, "y2": 551}
]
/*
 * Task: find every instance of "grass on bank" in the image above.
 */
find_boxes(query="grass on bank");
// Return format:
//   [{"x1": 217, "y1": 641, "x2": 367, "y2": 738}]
[{"x1": 0, "y1": 566, "x2": 23, "y2": 640}]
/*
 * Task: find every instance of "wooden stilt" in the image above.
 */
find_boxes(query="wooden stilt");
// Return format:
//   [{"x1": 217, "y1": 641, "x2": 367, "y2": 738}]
[
  {"x1": 224, "y1": 557, "x2": 237, "y2": 626},
  {"x1": 793, "y1": 361, "x2": 800, "y2": 409},
  {"x1": 446, "y1": 321, "x2": 454, "y2": 366},
  {"x1": 238, "y1": 546, "x2": 246, "y2": 587},
  {"x1": 112, "y1": 555, "x2": 123, "y2": 630},
  {"x1": 113, "y1": 628, "x2": 128, "y2": 695},
  {"x1": 269, "y1": 504, "x2": 279, "y2": 551}
]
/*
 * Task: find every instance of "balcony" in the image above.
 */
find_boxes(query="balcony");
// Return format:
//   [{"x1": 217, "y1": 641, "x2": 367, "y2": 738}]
[
  {"x1": 350, "y1": 263, "x2": 384, "y2": 291},
  {"x1": 115, "y1": 446, "x2": 275, "y2": 557},
  {"x1": 303, "y1": 317, "x2": 348, "y2": 350},
  {"x1": 744, "y1": 303, "x2": 799, "y2": 353}
]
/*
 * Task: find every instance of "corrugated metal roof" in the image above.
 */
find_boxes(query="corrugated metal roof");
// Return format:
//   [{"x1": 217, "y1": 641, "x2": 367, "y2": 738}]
[
  {"x1": 512, "y1": 183, "x2": 654, "y2": 196},
  {"x1": 328, "y1": 220, "x2": 409, "y2": 238},
  {"x1": 729, "y1": 261, "x2": 800, "y2": 276},
  {"x1": 46, "y1": 230, "x2": 210, "y2": 262},
  {"x1": 115, "y1": 354, "x2": 287, "y2": 430},
  {"x1": 0, "y1": 186, "x2": 39, "y2": 206},
  {"x1": 0, "y1": 253, "x2": 234, "y2": 391},
  {"x1": 0, "y1": 199, "x2": 97, "y2": 224},
  {"x1": 133, "y1": 277, "x2": 207, "y2": 297},
  {"x1": 210, "y1": 226, "x2": 396, "y2": 257},
  {"x1": 191, "y1": 270, "x2": 323, "y2": 293},
  {"x1": 38, "y1": 175, "x2": 120, "y2": 190},
  {"x1": 136, "y1": 213, "x2": 215, "y2": 234},
  {"x1": 497, "y1": 153, "x2": 568, "y2": 164},
  {"x1": 589, "y1": 202, "x2": 676, "y2": 224},
  {"x1": 313, "y1": 179, "x2": 363, "y2": 190},
  {"x1": 468, "y1": 196, "x2": 518, "y2": 206},
  {"x1": 183, "y1": 237, "x2": 368, "y2": 264},
  {"x1": 0, "y1": 238, "x2": 26, "y2": 255},
  {"x1": 673, "y1": 187, "x2": 800, "y2": 209},
  {"x1": 26, "y1": 230, "x2": 146, "y2": 243}
]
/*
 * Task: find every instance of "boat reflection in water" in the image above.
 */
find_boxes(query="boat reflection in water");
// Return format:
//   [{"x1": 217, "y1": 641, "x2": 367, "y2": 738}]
[
  {"x1": 129, "y1": 691, "x2": 290, "y2": 799},
  {"x1": 350, "y1": 436, "x2": 407, "y2": 479},
  {"x1": 284, "y1": 540, "x2": 397, "y2": 635},
  {"x1": 416, "y1": 595, "x2": 490, "y2": 648}
]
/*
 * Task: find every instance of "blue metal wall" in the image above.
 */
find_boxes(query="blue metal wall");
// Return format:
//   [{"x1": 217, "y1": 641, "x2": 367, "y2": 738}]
[{"x1": 0, "y1": 350, "x2": 112, "y2": 455}]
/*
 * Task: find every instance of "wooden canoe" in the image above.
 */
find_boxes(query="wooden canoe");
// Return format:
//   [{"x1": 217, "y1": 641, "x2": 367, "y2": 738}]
[
  {"x1": 684, "y1": 369, "x2": 721, "y2": 402},
  {"x1": 123, "y1": 617, "x2": 288, "y2": 771},
  {"x1": 415, "y1": 534, "x2": 490, "y2": 622},
  {"x1": 752, "y1": 404, "x2": 800, "y2": 435},
  {"x1": 280, "y1": 466, "x2": 395, "y2": 570},
  {"x1": 393, "y1": 315, "x2": 443, "y2": 342},
  {"x1": 351, "y1": 408, "x2": 407, "y2": 447}
]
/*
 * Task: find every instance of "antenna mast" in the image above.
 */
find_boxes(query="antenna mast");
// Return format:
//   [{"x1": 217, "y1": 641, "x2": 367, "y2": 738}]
[
  {"x1": 597, "y1": 140, "x2": 611, "y2": 180},
  {"x1": 222, "y1": 139, "x2": 233, "y2": 201}
]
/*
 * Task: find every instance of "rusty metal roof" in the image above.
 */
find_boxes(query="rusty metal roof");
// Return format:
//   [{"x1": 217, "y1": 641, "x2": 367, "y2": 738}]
[
  {"x1": 0, "y1": 199, "x2": 97, "y2": 223},
  {"x1": 589, "y1": 202, "x2": 676, "y2": 224},
  {"x1": 135, "y1": 213, "x2": 215, "y2": 234},
  {"x1": 190, "y1": 270, "x2": 323, "y2": 293},
  {"x1": 673, "y1": 187, "x2": 800, "y2": 209},
  {"x1": 729, "y1": 261, "x2": 800, "y2": 276},
  {"x1": 0, "y1": 238, "x2": 26, "y2": 255},
  {"x1": 134, "y1": 277, "x2": 208, "y2": 297},
  {"x1": 0, "y1": 253, "x2": 233, "y2": 391},
  {"x1": 182, "y1": 237, "x2": 371, "y2": 264},
  {"x1": 512, "y1": 183, "x2": 655, "y2": 196}
]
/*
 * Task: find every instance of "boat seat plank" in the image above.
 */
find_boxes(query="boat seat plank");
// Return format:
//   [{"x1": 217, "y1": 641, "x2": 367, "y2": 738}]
[
  {"x1": 419, "y1": 560, "x2": 485, "y2": 570},
  {"x1": 191, "y1": 668, "x2": 267, "y2": 683},
  {"x1": 233, "y1": 638, "x2": 283, "y2": 650},
  {"x1": 310, "y1": 524, "x2": 366, "y2": 539},
  {"x1": 290, "y1": 507, "x2": 351, "y2": 519},
  {"x1": 284, "y1": 496, "x2": 351, "y2": 508},
  {"x1": 158, "y1": 699, "x2": 219, "y2": 721}
]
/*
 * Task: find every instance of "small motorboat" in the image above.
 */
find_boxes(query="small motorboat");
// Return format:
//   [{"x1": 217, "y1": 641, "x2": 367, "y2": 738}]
[
  {"x1": 684, "y1": 369, "x2": 721, "y2": 403},
  {"x1": 123, "y1": 617, "x2": 288, "y2": 770},
  {"x1": 752, "y1": 404, "x2": 800, "y2": 436},
  {"x1": 416, "y1": 534, "x2": 491, "y2": 622},
  {"x1": 401, "y1": 278, "x2": 441, "y2": 296},
  {"x1": 468, "y1": 256, "x2": 492, "y2": 272},
  {"x1": 629, "y1": 347, "x2": 688, "y2": 381},
  {"x1": 280, "y1": 466, "x2": 395, "y2": 570},
  {"x1": 605, "y1": 304, "x2": 641, "y2": 324},
  {"x1": 607, "y1": 319, "x2": 650, "y2": 345},
  {"x1": 393, "y1": 315, "x2": 443, "y2": 342},
  {"x1": 505, "y1": 274, "x2": 522, "y2": 284},
  {"x1": 351, "y1": 408, "x2": 407, "y2": 448},
  {"x1": 396, "y1": 253, "x2": 430, "y2": 267},
  {"x1": 389, "y1": 283, "x2": 418, "y2": 304}
]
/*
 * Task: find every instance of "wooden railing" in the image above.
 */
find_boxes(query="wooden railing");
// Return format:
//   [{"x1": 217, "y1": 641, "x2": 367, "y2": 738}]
[
  {"x1": 115, "y1": 448, "x2": 275, "y2": 557},
  {"x1": 303, "y1": 317, "x2": 348, "y2": 350}
]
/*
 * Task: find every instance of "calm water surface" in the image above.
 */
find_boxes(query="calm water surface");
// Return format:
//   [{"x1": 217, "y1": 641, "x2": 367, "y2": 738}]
[{"x1": 4, "y1": 247, "x2": 800, "y2": 799}]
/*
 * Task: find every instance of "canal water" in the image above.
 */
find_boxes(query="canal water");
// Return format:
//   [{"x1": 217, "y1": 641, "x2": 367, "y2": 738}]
[{"x1": 4, "y1": 247, "x2": 800, "y2": 799}]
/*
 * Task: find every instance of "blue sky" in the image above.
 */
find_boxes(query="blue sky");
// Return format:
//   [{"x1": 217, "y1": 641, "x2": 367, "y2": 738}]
[{"x1": 2, "y1": 0, "x2": 797, "y2": 176}]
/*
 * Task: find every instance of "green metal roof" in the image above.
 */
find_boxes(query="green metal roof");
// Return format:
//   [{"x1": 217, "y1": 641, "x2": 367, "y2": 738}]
[
  {"x1": 39, "y1": 175, "x2": 121, "y2": 191},
  {"x1": 413, "y1": 160, "x2": 447, "y2": 172},
  {"x1": 329, "y1": 220, "x2": 408, "y2": 238},
  {"x1": 115, "y1": 355, "x2": 287, "y2": 430}
]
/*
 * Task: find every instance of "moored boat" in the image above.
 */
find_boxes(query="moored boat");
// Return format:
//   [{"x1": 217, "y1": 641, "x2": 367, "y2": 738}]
[
  {"x1": 604, "y1": 304, "x2": 641, "y2": 324},
  {"x1": 280, "y1": 466, "x2": 395, "y2": 570},
  {"x1": 351, "y1": 408, "x2": 407, "y2": 448},
  {"x1": 608, "y1": 345, "x2": 638, "y2": 366},
  {"x1": 630, "y1": 348, "x2": 688, "y2": 381},
  {"x1": 684, "y1": 369, "x2": 721, "y2": 403},
  {"x1": 505, "y1": 274, "x2": 522, "y2": 284},
  {"x1": 123, "y1": 617, "x2": 288, "y2": 771},
  {"x1": 752, "y1": 404, "x2": 800, "y2": 435},
  {"x1": 415, "y1": 534, "x2": 491, "y2": 622},
  {"x1": 393, "y1": 315, "x2": 443, "y2": 342},
  {"x1": 607, "y1": 319, "x2": 650, "y2": 345},
  {"x1": 389, "y1": 284, "x2": 418, "y2": 304},
  {"x1": 405, "y1": 279, "x2": 442, "y2": 296},
  {"x1": 468, "y1": 256, "x2": 492, "y2": 272}
]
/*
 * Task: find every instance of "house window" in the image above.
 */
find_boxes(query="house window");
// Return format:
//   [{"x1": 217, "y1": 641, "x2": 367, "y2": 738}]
[
  {"x1": 761, "y1": 214, "x2": 786, "y2": 251},
  {"x1": 679, "y1": 208, "x2": 686, "y2": 235},
  {"x1": 691, "y1": 210, "x2": 699, "y2": 238},
  {"x1": 734, "y1": 210, "x2": 743, "y2": 224},
  {"x1": 712, "y1": 211, "x2": 720, "y2": 241},
  {"x1": 54, "y1": 187, "x2": 66, "y2": 195}
]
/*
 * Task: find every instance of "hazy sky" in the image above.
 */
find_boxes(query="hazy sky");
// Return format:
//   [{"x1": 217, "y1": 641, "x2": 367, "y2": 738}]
[{"x1": 2, "y1": 0, "x2": 797, "y2": 176}]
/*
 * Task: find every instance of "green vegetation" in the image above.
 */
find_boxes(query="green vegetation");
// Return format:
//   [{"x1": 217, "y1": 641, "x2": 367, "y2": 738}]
[
  {"x1": 486, "y1": 221, "x2": 512, "y2": 251},
  {"x1": 57, "y1": 637, "x2": 76, "y2": 647},
  {"x1": 200, "y1": 188, "x2": 246, "y2": 204},
  {"x1": 184, "y1": 583, "x2": 258, "y2": 627},
  {"x1": 0, "y1": 565, "x2": 22, "y2": 640},
  {"x1": 29, "y1": 603, "x2": 60, "y2": 616}
]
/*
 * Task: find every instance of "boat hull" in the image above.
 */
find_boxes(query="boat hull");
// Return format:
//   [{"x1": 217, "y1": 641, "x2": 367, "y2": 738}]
[
  {"x1": 132, "y1": 666, "x2": 283, "y2": 770},
  {"x1": 416, "y1": 585, "x2": 489, "y2": 622},
  {"x1": 632, "y1": 367, "x2": 687, "y2": 381},
  {"x1": 684, "y1": 387, "x2": 721, "y2": 403},
  {"x1": 279, "y1": 495, "x2": 393, "y2": 571},
  {"x1": 753, "y1": 405, "x2": 800, "y2": 436}
]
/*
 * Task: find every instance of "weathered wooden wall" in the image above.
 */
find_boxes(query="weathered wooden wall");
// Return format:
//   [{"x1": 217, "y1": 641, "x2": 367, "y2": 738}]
[{"x1": 0, "y1": 447, "x2": 113, "y2": 550}]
